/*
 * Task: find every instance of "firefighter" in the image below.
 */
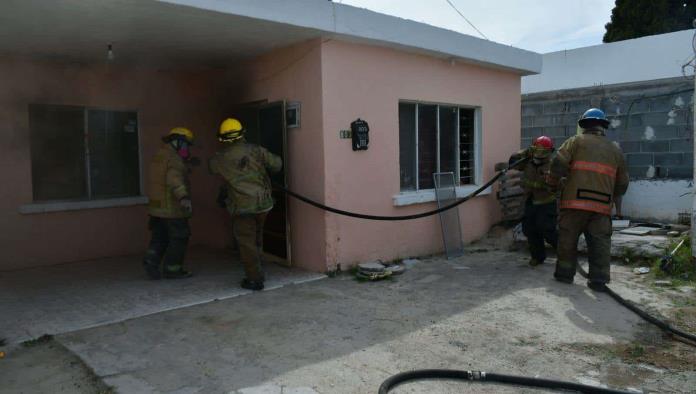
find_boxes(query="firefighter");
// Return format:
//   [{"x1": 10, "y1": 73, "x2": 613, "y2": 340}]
[
  {"x1": 143, "y1": 127, "x2": 195, "y2": 280},
  {"x1": 548, "y1": 108, "x2": 629, "y2": 291},
  {"x1": 509, "y1": 136, "x2": 558, "y2": 266},
  {"x1": 209, "y1": 118, "x2": 282, "y2": 291}
]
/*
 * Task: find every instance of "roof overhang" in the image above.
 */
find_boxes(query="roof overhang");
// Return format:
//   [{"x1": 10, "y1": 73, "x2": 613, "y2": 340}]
[{"x1": 0, "y1": 0, "x2": 541, "y2": 75}]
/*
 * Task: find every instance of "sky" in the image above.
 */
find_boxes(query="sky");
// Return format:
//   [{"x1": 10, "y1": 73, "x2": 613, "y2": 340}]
[{"x1": 336, "y1": 0, "x2": 616, "y2": 53}]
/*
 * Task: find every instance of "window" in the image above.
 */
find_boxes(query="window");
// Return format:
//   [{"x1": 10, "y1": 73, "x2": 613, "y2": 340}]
[
  {"x1": 29, "y1": 104, "x2": 140, "y2": 202},
  {"x1": 399, "y1": 102, "x2": 479, "y2": 191}
]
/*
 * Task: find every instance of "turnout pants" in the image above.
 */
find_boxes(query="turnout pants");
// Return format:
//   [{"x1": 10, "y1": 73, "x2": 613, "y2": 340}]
[
  {"x1": 522, "y1": 200, "x2": 558, "y2": 263},
  {"x1": 143, "y1": 217, "x2": 190, "y2": 273},
  {"x1": 555, "y1": 209, "x2": 612, "y2": 284},
  {"x1": 232, "y1": 212, "x2": 268, "y2": 283}
]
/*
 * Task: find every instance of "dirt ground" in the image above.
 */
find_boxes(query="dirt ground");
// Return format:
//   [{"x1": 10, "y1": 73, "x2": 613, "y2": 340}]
[
  {"x1": 1, "y1": 233, "x2": 695, "y2": 393},
  {"x1": 0, "y1": 336, "x2": 111, "y2": 394}
]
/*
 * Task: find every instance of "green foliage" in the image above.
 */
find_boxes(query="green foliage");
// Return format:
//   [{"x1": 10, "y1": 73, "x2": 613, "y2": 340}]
[
  {"x1": 604, "y1": 0, "x2": 696, "y2": 43},
  {"x1": 652, "y1": 235, "x2": 696, "y2": 283},
  {"x1": 21, "y1": 334, "x2": 53, "y2": 347},
  {"x1": 628, "y1": 343, "x2": 646, "y2": 358}
]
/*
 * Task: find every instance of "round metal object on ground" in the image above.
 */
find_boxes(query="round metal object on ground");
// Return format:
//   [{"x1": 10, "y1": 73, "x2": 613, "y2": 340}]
[
  {"x1": 358, "y1": 262, "x2": 386, "y2": 272},
  {"x1": 386, "y1": 265, "x2": 406, "y2": 275}
]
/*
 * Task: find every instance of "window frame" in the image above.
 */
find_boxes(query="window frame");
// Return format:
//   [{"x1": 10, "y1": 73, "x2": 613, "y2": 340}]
[
  {"x1": 398, "y1": 100, "x2": 483, "y2": 193},
  {"x1": 26, "y1": 103, "x2": 144, "y2": 207}
]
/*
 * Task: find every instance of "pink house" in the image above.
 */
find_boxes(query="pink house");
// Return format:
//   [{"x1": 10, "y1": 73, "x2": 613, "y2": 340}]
[{"x1": 0, "y1": 0, "x2": 541, "y2": 273}]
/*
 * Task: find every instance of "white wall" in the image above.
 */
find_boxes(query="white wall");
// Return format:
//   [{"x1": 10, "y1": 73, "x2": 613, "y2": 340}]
[
  {"x1": 522, "y1": 29, "x2": 694, "y2": 94},
  {"x1": 621, "y1": 180, "x2": 693, "y2": 222}
]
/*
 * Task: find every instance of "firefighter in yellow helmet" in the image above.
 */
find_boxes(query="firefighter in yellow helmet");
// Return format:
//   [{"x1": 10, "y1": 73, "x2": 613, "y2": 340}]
[
  {"x1": 548, "y1": 109, "x2": 629, "y2": 291},
  {"x1": 209, "y1": 118, "x2": 282, "y2": 291},
  {"x1": 143, "y1": 127, "x2": 196, "y2": 280}
]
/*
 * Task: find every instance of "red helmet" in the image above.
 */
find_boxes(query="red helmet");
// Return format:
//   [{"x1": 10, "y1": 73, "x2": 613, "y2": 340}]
[{"x1": 533, "y1": 136, "x2": 554, "y2": 150}]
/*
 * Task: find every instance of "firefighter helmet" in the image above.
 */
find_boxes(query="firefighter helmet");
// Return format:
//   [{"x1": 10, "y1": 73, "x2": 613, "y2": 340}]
[
  {"x1": 218, "y1": 118, "x2": 245, "y2": 143},
  {"x1": 165, "y1": 127, "x2": 195, "y2": 144},
  {"x1": 578, "y1": 108, "x2": 610, "y2": 129},
  {"x1": 532, "y1": 135, "x2": 554, "y2": 160}
]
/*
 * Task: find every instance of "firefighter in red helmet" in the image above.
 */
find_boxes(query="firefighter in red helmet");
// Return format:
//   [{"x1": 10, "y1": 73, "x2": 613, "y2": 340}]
[{"x1": 509, "y1": 136, "x2": 559, "y2": 266}]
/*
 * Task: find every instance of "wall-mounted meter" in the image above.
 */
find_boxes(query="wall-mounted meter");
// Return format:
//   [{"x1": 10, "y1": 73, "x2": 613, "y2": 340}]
[{"x1": 351, "y1": 118, "x2": 369, "y2": 151}]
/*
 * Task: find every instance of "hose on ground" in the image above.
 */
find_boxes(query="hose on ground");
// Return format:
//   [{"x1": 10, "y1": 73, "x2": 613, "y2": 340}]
[
  {"x1": 378, "y1": 369, "x2": 635, "y2": 394},
  {"x1": 273, "y1": 158, "x2": 526, "y2": 221},
  {"x1": 576, "y1": 266, "x2": 696, "y2": 346}
]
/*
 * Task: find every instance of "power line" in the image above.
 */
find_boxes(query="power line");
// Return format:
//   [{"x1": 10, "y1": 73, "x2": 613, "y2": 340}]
[{"x1": 444, "y1": 0, "x2": 489, "y2": 40}]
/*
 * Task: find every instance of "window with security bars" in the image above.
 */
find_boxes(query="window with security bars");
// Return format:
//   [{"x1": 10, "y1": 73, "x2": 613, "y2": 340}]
[
  {"x1": 29, "y1": 104, "x2": 141, "y2": 202},
  {"x1": 399, "y1": 102, "x2": 478, "y2": 191}
]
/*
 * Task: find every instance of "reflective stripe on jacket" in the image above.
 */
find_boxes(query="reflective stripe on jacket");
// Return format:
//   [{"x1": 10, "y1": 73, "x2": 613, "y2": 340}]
[{"x1": 551, "y1": 132, "x2": 629, "y2": 216}]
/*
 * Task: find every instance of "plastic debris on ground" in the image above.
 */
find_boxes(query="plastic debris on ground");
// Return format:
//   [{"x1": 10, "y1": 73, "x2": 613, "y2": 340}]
[{"x1": 633, "y1": 267, "x2": 650, "y2": 275}]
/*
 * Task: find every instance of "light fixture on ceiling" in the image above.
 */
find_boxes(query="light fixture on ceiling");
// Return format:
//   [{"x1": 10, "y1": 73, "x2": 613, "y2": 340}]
[{"x1": 107, "y1": 43, "x2": 115, "y2": 61}]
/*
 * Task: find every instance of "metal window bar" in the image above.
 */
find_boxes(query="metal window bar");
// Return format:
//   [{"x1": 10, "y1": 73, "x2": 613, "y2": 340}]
[
  {"x1": 405, "y1": 102, "x2": 480, "y2": 191},
  {"x1": 455, "y1": 107, "x2": 461, "y2": 185},
  {"x1": 434, "y1": 171, "x2": 464, "y2": 259},
  {"x1": 436, "y1": 105, "x2": 441, "y2": 174},
  {"x1": 83, "y1": 108, "x2": 92, "y2": 199},
  {"x1": 415, "y1": 103, "x2": 419, "y2": 191}
]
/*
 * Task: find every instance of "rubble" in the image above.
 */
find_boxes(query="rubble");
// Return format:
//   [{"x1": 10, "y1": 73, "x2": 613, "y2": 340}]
[{"x1": 579, "y1": 233, "x2": 671, "y2": 259}]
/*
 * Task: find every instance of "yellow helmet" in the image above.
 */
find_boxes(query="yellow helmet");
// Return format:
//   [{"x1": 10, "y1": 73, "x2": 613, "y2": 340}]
[
  {"x1": 218, "y1": 118, "x2": 245, "y2": 143},
  {"x1": 167, "y1": 127, "x2": 195, "y2": 144}
]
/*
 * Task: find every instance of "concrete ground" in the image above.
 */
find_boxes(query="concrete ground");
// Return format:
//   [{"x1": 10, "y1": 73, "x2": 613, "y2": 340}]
[
  {"x1": 1, "y1": 241, "x2": 695, "y2": 393},
  {"x1": 0, "y1": 247, "x2": 324, "y2": 344}
]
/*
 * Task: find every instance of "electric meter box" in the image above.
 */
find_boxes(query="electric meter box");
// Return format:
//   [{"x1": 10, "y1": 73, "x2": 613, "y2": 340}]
[{"x1": 351, "y1": 118, "x2": 369, "y2": 151}]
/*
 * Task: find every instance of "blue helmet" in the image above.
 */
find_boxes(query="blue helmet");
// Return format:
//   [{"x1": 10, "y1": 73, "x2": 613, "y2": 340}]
[{"x1": 578, "y1": 108, "x2": 610, "y2": 129}]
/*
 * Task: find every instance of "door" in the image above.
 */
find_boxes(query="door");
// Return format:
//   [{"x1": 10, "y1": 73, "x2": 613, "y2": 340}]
[{"x1": 258, "y1": 101, "x2": 291, "y2": 266}]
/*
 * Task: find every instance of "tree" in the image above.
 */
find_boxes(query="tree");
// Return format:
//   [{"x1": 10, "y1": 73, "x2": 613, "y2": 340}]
[{"x1": 603, "y1": 0, "x2": 696, "y2": 43}]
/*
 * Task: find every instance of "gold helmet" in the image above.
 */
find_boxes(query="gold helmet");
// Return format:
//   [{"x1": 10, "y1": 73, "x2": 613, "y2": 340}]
[
  {"x1": 218, "y1": 118, "x2": 245, "y2": 143},
  {"x1": 165, "y1": 127, "x2": 195, "y2": 144}
]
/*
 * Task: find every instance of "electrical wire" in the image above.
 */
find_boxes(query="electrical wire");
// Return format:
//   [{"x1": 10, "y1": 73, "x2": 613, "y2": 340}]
[
  {"x1": 622, "y1": 88, "x2": 693, "y2": 132},
  {"x1": 443, "y1": 0, "x2": 489, "y2": 40}
]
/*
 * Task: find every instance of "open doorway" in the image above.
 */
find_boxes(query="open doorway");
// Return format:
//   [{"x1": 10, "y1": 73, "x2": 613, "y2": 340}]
[{"x1": 233, "y1": 101, "x2": 291, "y2": 266}]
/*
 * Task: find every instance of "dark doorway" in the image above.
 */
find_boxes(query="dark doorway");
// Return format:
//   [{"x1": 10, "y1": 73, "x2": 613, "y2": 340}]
[{"x1": 232, "y1": 101, "x2": 290, "y2": 266}]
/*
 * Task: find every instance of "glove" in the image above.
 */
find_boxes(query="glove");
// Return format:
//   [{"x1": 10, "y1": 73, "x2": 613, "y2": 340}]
[{"x1": 180, "y1": 198, "x2": 192, "y2": 213}]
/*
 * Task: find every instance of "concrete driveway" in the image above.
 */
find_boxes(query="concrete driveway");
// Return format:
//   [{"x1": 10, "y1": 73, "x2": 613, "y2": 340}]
[
  {"x1": 2, "y1": 246, "x2": 695, "y2": 393},
  {"x1": 0, "y1": 247, "x2": 324, "y2": 344}
]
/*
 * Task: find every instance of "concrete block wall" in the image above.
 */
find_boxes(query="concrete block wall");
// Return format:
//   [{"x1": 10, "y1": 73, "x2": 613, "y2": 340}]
[{"x1": 521, "y1": 77, "x2": 693, "y2": 180}]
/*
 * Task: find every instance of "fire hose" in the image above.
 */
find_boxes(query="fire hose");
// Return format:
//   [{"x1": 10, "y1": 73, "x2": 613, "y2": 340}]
[
  {"x1": 272, "y1": 157, "x2": 527, "y2": 221},
  {"x1": 378, "y1": 369, "x2": 635, "y2": 394},
  {"x1": 271, "y1": 158, "x2": 696, "y2": 392},
  {"x1": 575, "y1": 266, "x2": 696, "y2": 345}
]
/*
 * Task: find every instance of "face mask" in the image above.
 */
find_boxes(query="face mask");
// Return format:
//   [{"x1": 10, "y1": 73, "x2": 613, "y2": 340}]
[
  {"x1": 171, "y1": 140, "x2": 190, "y2": 159},
  {"x1": 177, "y1": 146, "x2": 190, "y2": 159}
]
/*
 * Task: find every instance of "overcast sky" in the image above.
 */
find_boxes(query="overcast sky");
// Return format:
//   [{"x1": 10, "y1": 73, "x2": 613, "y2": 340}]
[{"x1": 337, "y1": 0, "x2": 616, "y2": 53}]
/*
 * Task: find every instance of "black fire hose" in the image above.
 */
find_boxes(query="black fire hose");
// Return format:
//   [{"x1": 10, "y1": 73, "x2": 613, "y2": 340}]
[
  {"x1": 576, "y1": 267, "x2": 696, "y2": 345},
  {"x1": 378, "y1": 369, "x2": 635, "y2": 394},
  {"x1": 273, "y1": 158, "x2": 526, "y2": 221}
]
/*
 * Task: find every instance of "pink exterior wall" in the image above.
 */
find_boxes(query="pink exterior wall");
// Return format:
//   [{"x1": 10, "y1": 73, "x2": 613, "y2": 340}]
[
  {"x1": 230, "y1": 40, "x2": 327, "y2": 273},
  {"x1": 0, "y1": 57, "x2": 227, "y2": 270},
  {"x1": 320, "y1": 40, "x2": 521, "y2": 269},
  {"x1": 1, "y1": 39, "x2": 523, "y2": 273}
]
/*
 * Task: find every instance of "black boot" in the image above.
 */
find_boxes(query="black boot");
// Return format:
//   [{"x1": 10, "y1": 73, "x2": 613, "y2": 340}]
[
  {"x1": 241, "y1": 278, "x2": 264, "y2": 291},
  {"x1": 587, "y1": 281, "x2": 608, "y2": 292},
  {"x1": 143, "y1": 263, "x2": 161, "y2": 280},
  {"x1": 163, "y1": 269, "x2": 193, "y2": 279},
  {"x1": 143, "y1": 256, "x2": 162, "y2": 280},
  {"x1": 554, "y1": 274, "x2": 573, "y2": 284}
]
